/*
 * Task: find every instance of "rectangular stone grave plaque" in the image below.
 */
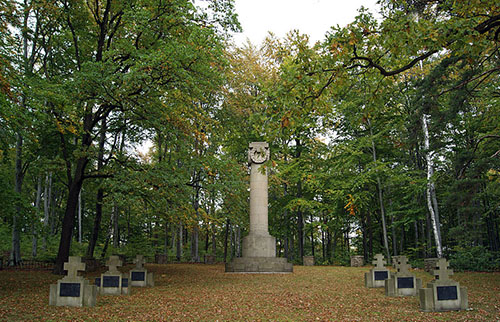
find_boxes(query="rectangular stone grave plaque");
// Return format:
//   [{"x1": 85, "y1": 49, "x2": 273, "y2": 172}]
[
  {"x1": 374, "y1": 271, "x2": 388, "y2": 280},
  {"x1": 95, "y1": 278, "x2": 101, "y2": 286},
  {"x1": 131, "y1": 271, "x2": 145, "y2": 281},
  {"x1": 103, "y1": 276, "x2": 120, "y2": 287},
  {"x1": 437, "y1": 285, "x2": 458, "y2": 301},
  {"x1": 397, "y1": 277, "x2": 414, "y2": 289},
  {"x1": 60, "y1": 283, "x2": 81, "y2": 297}
]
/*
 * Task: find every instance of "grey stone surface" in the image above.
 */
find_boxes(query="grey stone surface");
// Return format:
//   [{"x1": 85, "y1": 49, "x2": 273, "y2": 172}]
[
  {"x1": 226, "y1": 142, "x2": 292, "y2": 273},
  {"x1": 424, "y1": 258, "x2": 439, "y2": 273},
  {"x1": 350, "y1": 255, "x2": 364, "y2": 267},
  {"x1": 419, "y1": 258, "x2": 468, "y2": 312},
  {"x1": 385, "y1": 255, "x2": 422, "y2": 297},
  {"x1": 49, "y1": 256, "x2": 97, "y2": 307},
  {"x1": 365, "y1": 253, "x2": 391, "y2": 288},
  {"x1": 99, "y1": 256, "x2": 129, "y2": 295},
  {"x1": 225, "y1": 257, "x2": 293, "y2": 273},
  {"x1": 303, "y1": 256, "x2": 315, "y2": 266},
  {"x1": 129, "y1": 255, "x2": 154, "y2": 287}
]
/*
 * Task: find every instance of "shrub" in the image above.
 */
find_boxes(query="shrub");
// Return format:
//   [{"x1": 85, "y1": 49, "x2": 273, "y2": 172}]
[{"x1": 449, "y1": 246, "x2": 500, "y2": 272}]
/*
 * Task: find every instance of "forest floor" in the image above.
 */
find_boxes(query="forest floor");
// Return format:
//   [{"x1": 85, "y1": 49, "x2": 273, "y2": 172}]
[{"x1": 0, "y1": 263, "x2": 499, "y2": 321}]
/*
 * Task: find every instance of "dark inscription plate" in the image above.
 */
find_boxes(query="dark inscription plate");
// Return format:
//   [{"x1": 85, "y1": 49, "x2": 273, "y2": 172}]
[
  {"x1": 103, "y1": 276, "x2": 120, "y2": 287},
  {"x1": 374, "y1": 271, "x2": 388, "y2": 281},
  {"x1": 437, "y1": 286, "x2": 458, "y2": 301},
  {"x1": 95, "y1": 278, "x2": 101, "y2": 286},
  {"x1": 131, "y1": 271, "x2": 145, "y2": 281},
  {"x1": 122, "y1": 278, "x2": 128, "y2": 287},
  {"x1": 60, "y1": 283, "x2": 81, "y2": 297},
  {"x1": 397, "y1": 277, "x2": 414, "y2": 289}
]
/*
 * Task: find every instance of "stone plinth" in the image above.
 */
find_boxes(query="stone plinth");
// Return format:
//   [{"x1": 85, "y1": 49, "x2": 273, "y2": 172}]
[
  {"x1": 351, "y1": 255, "x2": 364, "y2": 267},
  {"x1": 155, "y1": 254, "x2": 168, "y2": 264},
  {"x1": 226, "y1": 257, "x2": 293, "y2": 273},
  {"x1": 365, "y1": 254, "x2": 391, "y2": 288},
  {"x1": 129, "y1": 255, "x2": 154, "y2": 287},
  {"x1": 424, "y1": 258, "x2": 439, "y2": 273},
  {"x1": 419, "y1": 258, "x2": 468, "y2": 312},
  {"x1": 242, "y1": 232, "x2": 276, "y2": 258},
  {"x1": 226, "y1": 142, "x2": 292, "y2": 273},
  {"x1": 204, "y1": 255, "x2": 216, "y2": 264},
  {"x1": 49, "y1": 256, "x2": 97, "y2": 307},
  {"x1": 385, "y1": 255, "x2": 422, "y2": 297},
  {"x1": 303, "y1": 256, "x2": 315, "y2": 266}
]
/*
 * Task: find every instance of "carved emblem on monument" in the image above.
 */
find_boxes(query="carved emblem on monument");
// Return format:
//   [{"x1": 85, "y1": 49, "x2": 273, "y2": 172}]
[{"x1": 248, "y1": 143, "x2": 270, "y2": 164}]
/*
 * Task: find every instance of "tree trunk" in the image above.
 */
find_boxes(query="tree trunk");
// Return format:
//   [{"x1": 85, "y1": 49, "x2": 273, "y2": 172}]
[
  {"x1": 78, "y1": 190, "x2": 82, "y2": 243},
  {"x1": 176, "y1": 221, "x2": 183, "y2": 261},
  {"x1": 86, "y1": 119, "x2": 107, "y2": 258},
  {"x1": 223, "y1": 219, "x2": 230, "y2": 263},
  {"x1": 235, "y1": 226, "x2": 241, "y2": 257},
  {"x1": 32, "y1": 176, "x2": 42, "y2": 258},
  {"x1": 191, "y1": 227, "x2": 199, "y2": 262},
  {"x1": 310, "y1": 214, "x2": 315, "y2": 257},
  {"x1": 43, "y1": 173, "x2": 52, "y2": 250},
  {"x1": 211, "y1": 227, "x2": 216, "y2": 256},
  {"x1": 422, "y1": 114, "x2": 443, "y2": 258},
  {"x1": 11, "y1": 133, "x2": 24, "y2": 266},
  {"x1": 368, "y1": 119, "x2": 391, "y2": 262},
  {"x1": 113, "y1": 204, "x2": 119, "y2": 248}
]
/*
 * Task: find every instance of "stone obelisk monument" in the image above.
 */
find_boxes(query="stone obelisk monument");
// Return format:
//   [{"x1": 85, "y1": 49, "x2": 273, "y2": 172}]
[{"x1": 226, "y1": 142, "x2": 293, "y2": 273}]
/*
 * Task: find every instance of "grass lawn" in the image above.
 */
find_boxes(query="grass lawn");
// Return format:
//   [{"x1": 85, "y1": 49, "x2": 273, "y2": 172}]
[{"x1": 0, "y1": 263, "x2": 499, "y2": 321}]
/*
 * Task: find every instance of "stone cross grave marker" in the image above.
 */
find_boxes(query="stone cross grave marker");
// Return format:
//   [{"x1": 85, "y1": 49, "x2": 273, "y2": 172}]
[
  {"x1": 64, "y1": 256, "x2": 86, "y2": 279},
  {"x1": 372, "y1": 253, "x2": 386, "y2": 269},
  {"x1": 365, "y1": 253, "x2": 390, "y2": 288},
  {"x1": 419, "y1": 257, "x2": 468, "y2": 312},
  {"x1": 385, "y1": 255, "x2": 422, "y2": 297},
  {"x1": 432, "y1": 258, "x2": 453, "y2": 281},
  {"x1": 396, "y1": 256, "x2": 411, "y2": 275},
  {"x1": 134, "y1": 255, "x2": 145, "y2": 269},
  {"x1": 106, "y1": 256, "x2": 122, "y2": 273},
  {"x1": 50, "y1": 256, "x2": 97, "y2": 307}
]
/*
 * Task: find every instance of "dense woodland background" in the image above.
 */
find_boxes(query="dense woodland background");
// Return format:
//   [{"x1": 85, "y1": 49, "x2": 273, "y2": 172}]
[{"x1": 0, "y1": 0, "x2": 498, "y2": 274}]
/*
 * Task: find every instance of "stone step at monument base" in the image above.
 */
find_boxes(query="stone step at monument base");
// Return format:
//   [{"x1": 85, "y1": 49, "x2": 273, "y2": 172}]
[{"x1": 225, "y1": 257, "x2": 293, "y2": 273}]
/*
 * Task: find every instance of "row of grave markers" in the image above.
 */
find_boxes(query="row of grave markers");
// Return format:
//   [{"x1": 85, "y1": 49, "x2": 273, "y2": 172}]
[
  {"x1": 365, "y1": 253, "x2": 468, "y2": 312},
  {"x1": 49, "y1": 255, "x2": 154, "y2": 307}
]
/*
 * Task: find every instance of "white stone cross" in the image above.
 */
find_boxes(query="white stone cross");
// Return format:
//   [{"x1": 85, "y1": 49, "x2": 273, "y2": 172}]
[
  {"x1": 372, "y1": 253, "x2": 386, "y2": 268},
  {"x1": 106, "y1": 255, "x2": 122, "y2": 273},
  {"x1": 64, "y1": 256, "x2": 86, "y2": 278},
  {"x1": 432, "y1": 258, "x2": 454, "y2": 281},
  {"x1": 396, "y1": 256, "x2": 411, "y2": 274},
  {"x1": 134, "y1": 255, "x2": 145, "y2": 269}
]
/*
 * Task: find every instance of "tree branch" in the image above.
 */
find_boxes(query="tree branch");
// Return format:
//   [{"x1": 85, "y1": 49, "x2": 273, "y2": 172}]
[
  {"x1": 458, "y1": 134, "x2": 500, "y2": 178},
  {"x1": 348, "y1": 46, "x2": 438, "y2": 76}
]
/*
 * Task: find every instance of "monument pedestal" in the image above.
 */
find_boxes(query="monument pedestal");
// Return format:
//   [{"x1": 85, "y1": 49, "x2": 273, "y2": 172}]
[
  {"x1": 242, "y1": 232, "x2": 276, "y2": 257},
  {"x1": 226, "y1": 230, "x2": 292, "y2": 273},
  {"x1": 226, "y1": 257, "x2": 292, "y2": 273},
  {"x1": 225, "y1": 142, "x2": 292, "y2": 273}
]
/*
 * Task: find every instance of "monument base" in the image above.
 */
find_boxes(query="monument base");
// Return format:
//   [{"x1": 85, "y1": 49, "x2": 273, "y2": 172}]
[
  {"x1": 242, "y1": 232, "x2": 276, "y2": 257},
  {"x1": 225, "y1": 257, "x2": 293, "y2": 273}
]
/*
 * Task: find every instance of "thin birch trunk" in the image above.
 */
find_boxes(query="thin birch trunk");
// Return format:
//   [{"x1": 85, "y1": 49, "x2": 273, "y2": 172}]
[{"x1": 422, "y1": 113, "x2": 443, "y2": 258}]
